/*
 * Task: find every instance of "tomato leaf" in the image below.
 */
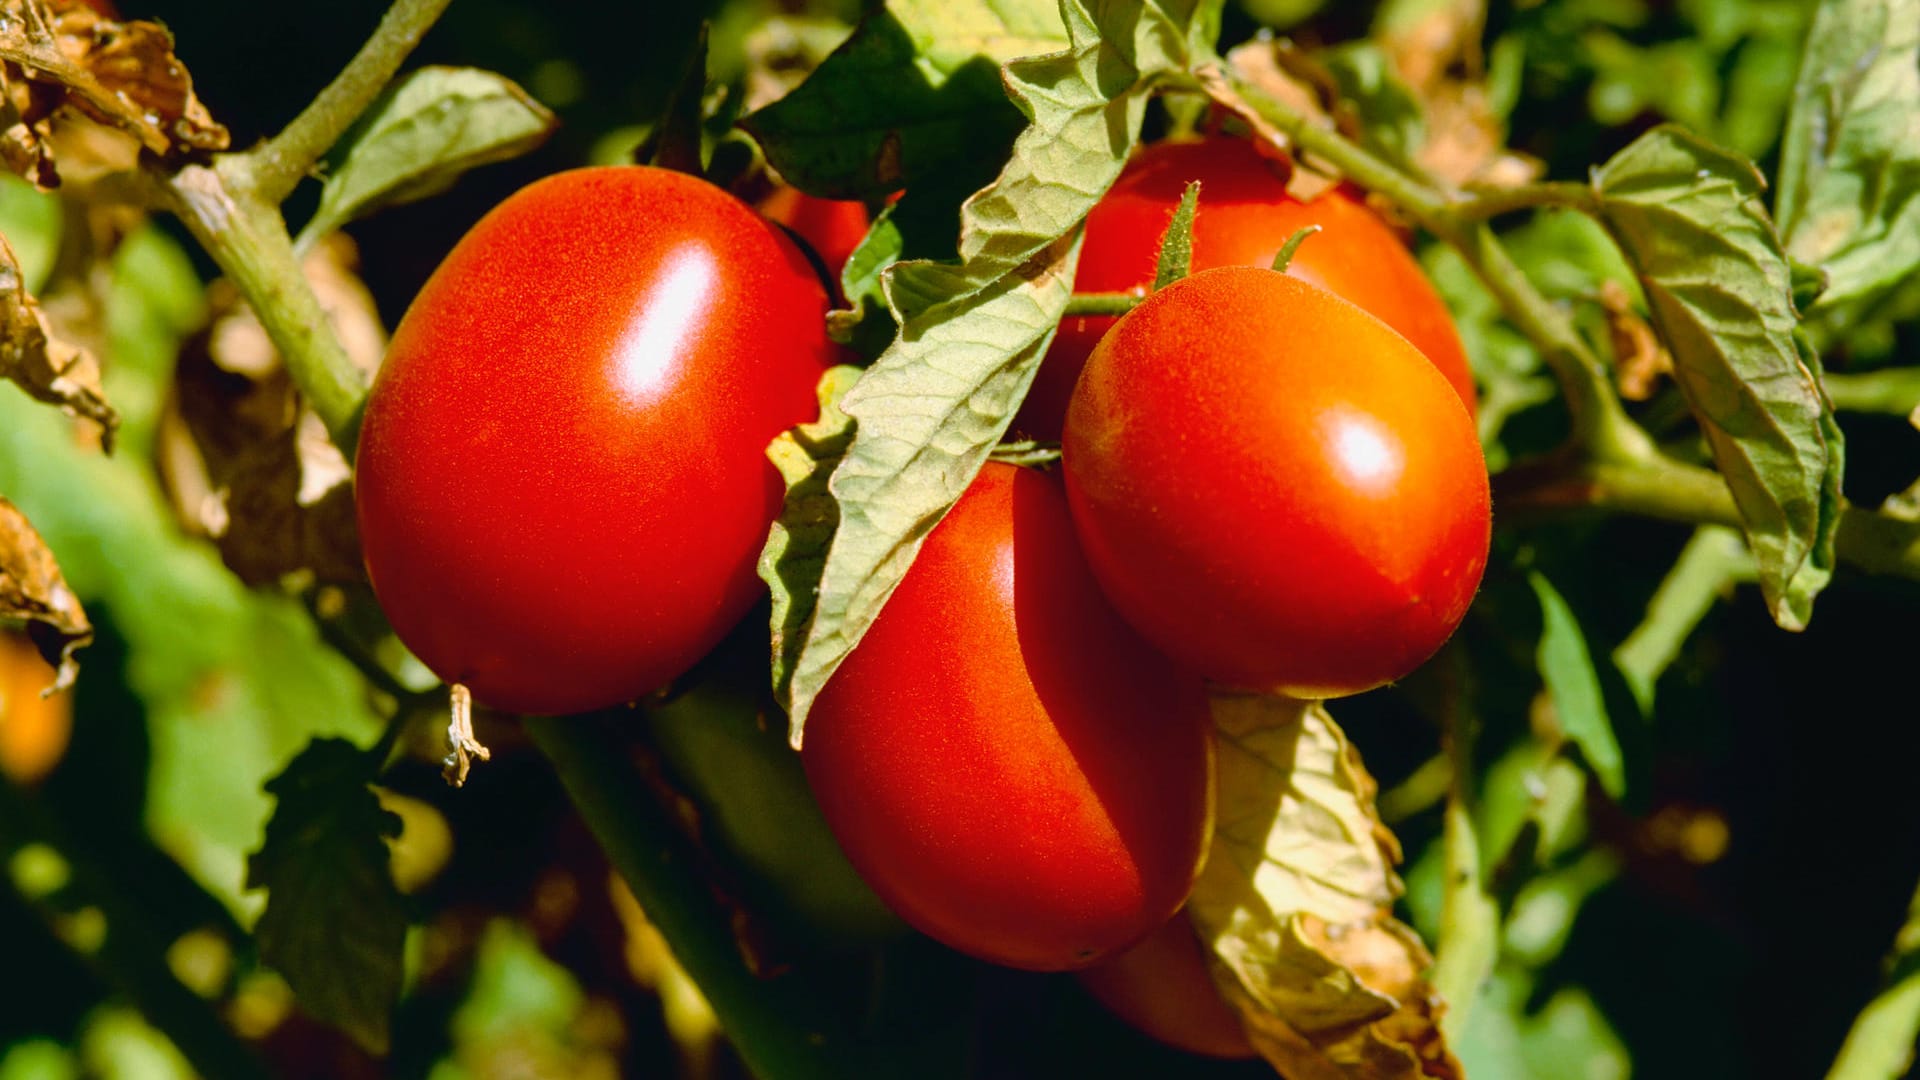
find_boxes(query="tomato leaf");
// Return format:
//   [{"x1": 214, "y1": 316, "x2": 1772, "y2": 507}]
[
  {"x1": 759, "y1": 364, "x2": 862, "y2": 722},
  {"x1": 245, "y1": 737, "x2": 405, "y2": 1055},
  {"x1": 1775, "y1": 0, "x2": 1920, "y2": 315},
  {"x1": 770, "y1": 1, "x2": 1222, "y2": 743},
  {"x1": 1590, "y1": 124, "x2": 1843, "y2": 632},
  {"x1": 1189, "y1": 694, "x2": 1461, "y2": 1080},
  {"x1": 0, "y1": 232, "x2": 116, "y2": 445},
  {"x1": 0, "y1": 495, "x2": 91, "y2": 691},
  {"x1": 1153, "y1": 180, "x2": 1200, "y2": 289},
  {"x1": 1526, "y1": 572, "x2": 1626, "y2": 799},
  {"x1": 741, "y1": 0, "x2": 1066, "y2": 200},
  {"x1": 300, "y1": 67, "x2": 556, "y2": 246},
  {"x1": 1610, "y1": 525, "x2": 1754, "y2": 716},
  {"x1": 638, "y1": 23, "x2": 710, "y2": 176},
  {"x1": 1320, "y1": 41, "x2": 1425, "y2": 170}
]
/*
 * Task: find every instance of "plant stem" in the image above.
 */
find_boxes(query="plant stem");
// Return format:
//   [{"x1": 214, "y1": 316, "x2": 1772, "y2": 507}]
[
  {"x1": 161, "y1": 163, "x2": 368, "y2": 445},
  {"x1": 1824, "y1": 368, "x2": 1920, "y2": 417},
  {"x1": 1062, "y1": 291, "x2": 1144, "y2": 317},
  {"x1": 1430, "y1": 649, "x2": 1498, "y2": 1038},
  {"x1": 1451, "y1": 181, "x2": 1598, "y2": 221},
  {"x1": 1496, "y1": 455, "x2": 1920, "y2": 583},
  {"x1": 245, "y1": 0, "x2": 455, "y2": 204},
  {"x1": 1827, "y1": 874, "x2": 1920, "y2": 1080},
  {"x1": 527, "y1": 716, "x2": 869, "y2": 1080}
]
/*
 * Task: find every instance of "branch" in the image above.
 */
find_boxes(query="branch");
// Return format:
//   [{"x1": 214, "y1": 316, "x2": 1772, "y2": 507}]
[
  {"x1": 1061, "y1": 291, "x2": 1144, "y2": 317},
  {"x1": 1825, "y1": 368, "x2": 1920, "y2": 417},
  {"x1": 1827, "y1": 874, "x2": 1920, "y2": 1080},
  {"x1": 1451, "y1": 181, "x2": 1598, "y2": 222},
  {"x1": 245, "y1": 0, "x2": 455, "y2": 204}
]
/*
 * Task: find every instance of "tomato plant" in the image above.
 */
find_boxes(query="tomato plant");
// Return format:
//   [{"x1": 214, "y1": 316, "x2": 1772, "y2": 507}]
[
  {"x1": 1016, "y1": 134, "x2": 1477, "y2": 440},
  {"x1": 802, "y1": 462, "x2": 1214, "y2": 971},
  {"x1": 1063, "y1": 266, "x2": 1490, "y2": 698},
  {"x1": 353, "y1": 165, "x2": 832, "y2": 715}
]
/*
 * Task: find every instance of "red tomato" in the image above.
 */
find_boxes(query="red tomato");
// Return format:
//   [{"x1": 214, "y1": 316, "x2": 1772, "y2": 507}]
[
  {"x1": 1077, "y1": 913, "x2": 1255, "y2": 1059},
  {"x1": 355, "y1": 166, "x2": 832, "y2": 714},
  {"x1": 803, "y1": 463, "x2": 1215, "y2": 971},
  {"x1": 0, "y1": 631, "x2": 71, "y2": 785},
  {"x1": 756, "y1": 186, "x2": 869, "y2": 297},
  {"x1": 1018, "y1": 135, "x2": 1476, "y2": 439},
  {"x1": 1063, "y1": 268, "x2": 1490, "y2": 699}
]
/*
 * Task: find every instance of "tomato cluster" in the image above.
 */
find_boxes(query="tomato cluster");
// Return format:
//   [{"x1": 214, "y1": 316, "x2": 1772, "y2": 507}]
[{"x1": 355, "y1": 137, "x2": 1490, "y2": 1057}]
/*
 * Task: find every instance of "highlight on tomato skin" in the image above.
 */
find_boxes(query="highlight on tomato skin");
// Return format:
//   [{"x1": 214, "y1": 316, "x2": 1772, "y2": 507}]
[
  {"x1": 1062, "y1": 266, "x2": 1492, "y2": 700},
  {"x1": 1017, "y1": 134, "x2": 1477, "y2": 440},
  {"x1": 801, "y1": 462, "x2": 1216, "y2": 973},
  {"x1": 1076, "y1": 912, "x2": 1256, "y2": 1060},
  {"x1": 353, "y1": 165, "x2": 833, "y2": 716}
]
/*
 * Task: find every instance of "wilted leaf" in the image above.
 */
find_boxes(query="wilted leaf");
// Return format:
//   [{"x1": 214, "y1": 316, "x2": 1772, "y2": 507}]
[
  {"x1": 1375, "y1": 0, "x2": 1539, "y2": 190},
  {"x1": 1775, "y1": 0, "x2": 1920, "y2": 314},
  {"x1": 0, "y1": 495, "x2": 88, "y2": 689},
  {"x1": 742, "y1": 0, "x2": 1066, "y2": 200},
  {"x1": 1598, "y1": 278, "x2": 1670, "y2": 401},
  {"x1": 0, "y1": 0, "x2": 227, "y2": 186},
  {"x1": 0, "y1": 230, "x2": 114, "y2": 441},
  {"x1": 1527, "y1": 572, "x2": 1625, "y2": 798},
  {"x1": 1190, "y1": 694, "x2": 1461, "y2": 1080},
  {"x1": 245, "y1": 737, "x2": 405, "y2": 1054},
  {"x1": 301, "y1": 67, "x2": 555, "y2": 245},
  {"x1": 773, "y1": 0, "x2": 1220, "y2": 744},
  {"x1": 1592, "y1": 124, "x2": 1843, "y2": 631},
  {"x1": 758, "y1": 365, "x2": 861, "y2": 720},
  {"x1": 155, "y1": 234, "x2": 381, "y2": 586}
]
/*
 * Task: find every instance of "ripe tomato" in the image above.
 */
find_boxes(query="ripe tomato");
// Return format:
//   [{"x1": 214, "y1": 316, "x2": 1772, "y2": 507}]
[
  {"x1": 1077, "y1": 913, "x2": 1254, "y2": 1059},
  {"x1": 1018, "y1": 135, "x2": 1475, "y2": 439},
  {"x1": 755, "y1": 186, "x2": 869, "y2": 298},
  {"x1": 355, "y1": 166, "x2": 832, "y2": 714},
  {"x1": 0, "y1": 630, "x2": 71, "y2": 785},
  {"x1": 1063, "y1": 267, "x2": 1490, "y2": 699},
  {"x1": 803, "y1": 463, "x2": 1214, "y2": 971}
]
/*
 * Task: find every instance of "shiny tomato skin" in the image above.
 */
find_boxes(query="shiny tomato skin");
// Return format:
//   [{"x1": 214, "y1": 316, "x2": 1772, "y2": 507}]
[
  {"x1": 803, "y1": 463, "x2": 1215, "y2": 972},
  {"x1": 355, "y1": 166, "x2": 832, "y2": 715},
  {"x1": 1018, "y1": 136, "x2": 1475, "y2": 439},
  {"x1": 1063, "y1": 267, "x2": 1491, "y2": 699},
  {"x1": 1077, "y1": 913, "x2": 1254, "y2": 1059}
]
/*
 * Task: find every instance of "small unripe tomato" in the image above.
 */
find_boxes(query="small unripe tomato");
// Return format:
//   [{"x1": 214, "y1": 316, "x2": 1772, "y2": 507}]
[
  {"x1": 1018, "y1": 135, "x2": 1475, "y2": 439},
  {"x1": 355, "y1": 166, "x2": 832, "y2": 714},
  {"x1": 1063, "y1": 268, "x2": 1490, "y2": 699},
  {"x1": 803, "y1": 463, "x2": 1215, "y2": 971},
  {"x1": 1077, "y1": 913, "x2": 1254, "y2": 1059}
]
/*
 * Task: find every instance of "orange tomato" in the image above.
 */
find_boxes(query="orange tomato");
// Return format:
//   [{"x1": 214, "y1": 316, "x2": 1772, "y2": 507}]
[{"x1": 0, "y1": 630, "x2": 72, "y2": 785}]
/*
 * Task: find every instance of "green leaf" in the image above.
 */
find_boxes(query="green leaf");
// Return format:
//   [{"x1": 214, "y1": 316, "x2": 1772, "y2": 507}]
[
  {"x1": 1153, "y1": 180, "x2": 1199, "y2": 288},
  {"x1": 245, "y1": 738, "x2": 405, "y2": 1054},
  {"x1": 741, "y1": 0, "x2": 1068, "y2": 200},
  {"x1": 638, "y1": 23, "x2": 710, "y2": 175},
  {"x1": 1189, "y1": 694, "x2": 1458, "y2": 1079},
  {"x1": 1526, "y1": 572, "x2": 1625, "y2": 799},
  {"x1": 1320, "y1": 41, "x2": 1425, "y2": 169},
  {"x1": 1591, "y1": 124, "x2": 1844, "y2": 631},
  {"x1": 1610, "y1": 525, "x2": 1754, "y2": 715},
  {"x1": 1776, "y1": 0, "x2": 1920, "y2": 313},
  {"x1": 300, "y1": 67, "x2": 556, "y2": 246},
  {"x1": 772, "y1": 0, "x2": 1221, "y2": 743}
]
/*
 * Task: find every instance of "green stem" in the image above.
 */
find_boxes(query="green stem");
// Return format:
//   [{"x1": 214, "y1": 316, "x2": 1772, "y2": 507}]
[
  {"x1": 1495, "y1": 455, "x2": 1920, "y2": 582},
  {"x1": 1429, "y1": 649, "x2": 1499, "y2": 1039},
  {"x1": 1062, "y1": 291, "x2": 1144, "y2": 317},
  {"x1": 1219, "y1": 71, "x2": 1653, "y2": 465},
  {"x1": 1611, "y1": 525, "x2": 1754, "y2": 714},
  {"x1": 1828, "y1": 875, "x2": 1920, "y2": 1080},
  {"x1": 527, "y1": 717, "x2": 870, "y2": 1080},
  {"x1": 245, "y1": 0, "x2": 455, "y2": 204},
  {"x1": 0, "y1": 779, "x2": 271, "y2": 1080},
  {"x1": 1451, "y1": 181, "x2": 1598, "y2": 221},
  {"x1": 161, "y1": 163, "x2": 368, "y2": 446},
  {"x1": 1825, "y1": 368, "x2": 1920, "y2": 417}
]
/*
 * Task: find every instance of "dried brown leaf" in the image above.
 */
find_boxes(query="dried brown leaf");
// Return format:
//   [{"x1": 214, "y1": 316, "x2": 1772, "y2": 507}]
[
  {"x1": 0, "y1": 230, "x2": 115, "y2": 442},
  {"x1": 1191, "y1": 695, "x2": 1460, "y2": 1080},
  {"x1": 0, "y1": 495, "x2": 89, "y2": 690},
  {"x1": 156, "y1": 234, "x2": 380, "y2": 585},
  {"x1": 1600, "y1": 278, "x2": 1672, "y2": 400},
  {"x1": 0, "y1": 0, "x2": 227, "y2": 187},
  {"x1": 1378, "y1": 0, "x2": 1538, "y2": 190}
]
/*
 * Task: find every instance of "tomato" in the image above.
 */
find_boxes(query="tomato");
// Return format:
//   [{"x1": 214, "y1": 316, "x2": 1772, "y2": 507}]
[
  {"x1": 1018, "y1": 135, "x2": 1475, "y2": 440},
  {"x1": 802, "y1": 463, "x2": 1214, "y2": 971},
  {"x1": 755, "y1": 186, "x2": 869, "y2": 299},
  {"x1": 0, "y1": 630, "x2": 71, "y2": 785},
  {"x1": 355, "y1": 166, "x2": 832, "y2": 714},
  {"x1": 1063, "y1": 267, "x2": 1490, "y2": 699},
  {"x1": 1077, "y1": 912, "x2": 1254, "y2": 1059}
]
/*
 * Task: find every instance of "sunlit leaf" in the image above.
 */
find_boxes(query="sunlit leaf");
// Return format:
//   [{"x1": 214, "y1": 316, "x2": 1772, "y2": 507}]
[
  {"x1": 302, "y1": 67, "x2": 556, "y2": 245},
  {"x1": 245, "y1": 738, "x2": 404, "y2": 1054},
  {"x1": 1592, "y1": 124, "x2": 1843, "y2": 631},
  {"x1": 1775, "y1": 0, "x2": 1920, "y2": 314},
  {"x1": 770, "y1": 0, "x2": 1222, "y2": 743},
  {"x1": 1190, "y1": 694, "x2": 1461, "y2": 1080}
]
